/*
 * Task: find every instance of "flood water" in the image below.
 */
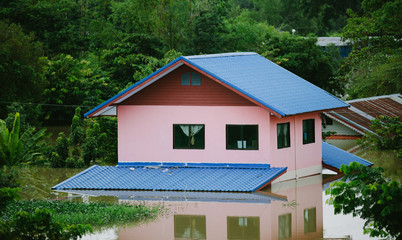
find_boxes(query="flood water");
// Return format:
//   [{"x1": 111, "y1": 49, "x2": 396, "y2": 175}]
[
  {"x1": 16, "y1": 165, "x2": 385, "y2": 240},
  {"x1": 15, "y1": 139, "x2": 400, "y2": 240}
]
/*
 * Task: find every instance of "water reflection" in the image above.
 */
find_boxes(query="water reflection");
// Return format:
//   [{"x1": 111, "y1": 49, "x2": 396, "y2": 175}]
[
  {"x1": 116, "y1": 174, "x2": 324, "y2": 240},
  {"x1": 17, "y1": 167, "x2": 380, "y2": 239}
]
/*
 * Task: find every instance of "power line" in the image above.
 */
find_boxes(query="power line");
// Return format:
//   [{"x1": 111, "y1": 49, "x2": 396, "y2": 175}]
[{"x1": 0, "y1": 101, "x2": 95, "y2": 108}]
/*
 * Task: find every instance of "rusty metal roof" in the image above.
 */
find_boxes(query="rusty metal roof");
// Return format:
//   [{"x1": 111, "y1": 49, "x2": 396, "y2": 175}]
[{"x1": 324, "y1": 94, "x2": 402, "y2": 135}]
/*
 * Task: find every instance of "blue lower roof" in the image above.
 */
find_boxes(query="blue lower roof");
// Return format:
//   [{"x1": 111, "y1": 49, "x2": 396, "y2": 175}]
[
  {"x1": 52, "y1": 163, "x2": 287, "y2": 192},
  {"x1": 322, "y1": 142, "x2": 373, "y2": 171}
]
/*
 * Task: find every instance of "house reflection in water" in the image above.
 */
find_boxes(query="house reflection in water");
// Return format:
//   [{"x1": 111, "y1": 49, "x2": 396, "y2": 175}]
[{"x1": 118, "y1": 174, "x2": 323, "y2": 240}]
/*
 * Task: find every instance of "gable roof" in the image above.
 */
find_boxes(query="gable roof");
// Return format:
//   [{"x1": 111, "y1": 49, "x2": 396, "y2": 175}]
[
  {"x1": 85, "y1": 52, "x2": 348, "y2": 118},
  {"x1": 324, "y1": 94, "x2": 402, "y2": 135}
]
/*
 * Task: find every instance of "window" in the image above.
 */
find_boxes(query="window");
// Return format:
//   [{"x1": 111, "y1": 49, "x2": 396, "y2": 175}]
[
  {"x1": 174, "y1": 215, "x2": 206, "y2": 239},
  {"x1": 278, "y1": 213, "x2": 292, "y2": 239},
  {"x1": 322, "y1": 115, "x2": 333, "y2": 128},
  {"x1": 304, "y1": 208, "x2": 316, "y2": 233},
  {"x1": 302, "y1": 119, "x2": 315, "y2": 144},
  {"x1": 173, "y1": 124, "x2": 205, "y2": 149},
  {"x1": 227, "y1": 216, "x2": 260, "y2": 240},
  {"x1": 277, "y1": 122, "x2": 290, "y2": 149},
  {"x1": 226, "y1": 125, "x2": 258, "y2": 150},
  {"x1": 181, "y1": 72, "x2": 201, "y2": 86}
]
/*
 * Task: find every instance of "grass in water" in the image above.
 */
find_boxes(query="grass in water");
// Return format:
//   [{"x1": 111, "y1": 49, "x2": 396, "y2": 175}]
[{"x1": 1, "y1": 200, "x2": 160, "y2": 227}]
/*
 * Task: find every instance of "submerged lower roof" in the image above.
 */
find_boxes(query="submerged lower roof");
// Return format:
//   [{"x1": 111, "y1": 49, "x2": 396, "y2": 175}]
[
  {"x1": 52, "y1": 163, "x2": 287, "y2": 192},
  {"x1": 322, "y1": 142, "x2": 373, "y2": 172},
  {"x1": 56, "y1": 190, "x2": 286, "y2": 204}
]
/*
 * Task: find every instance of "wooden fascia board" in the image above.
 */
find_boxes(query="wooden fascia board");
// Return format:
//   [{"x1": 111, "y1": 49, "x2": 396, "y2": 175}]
[
  {"x1": 256, "y1": 169, "x2": 288, "y2": 191},
  {"x1": 322, "y1": 163, "x2": 341, "y2": 174}
]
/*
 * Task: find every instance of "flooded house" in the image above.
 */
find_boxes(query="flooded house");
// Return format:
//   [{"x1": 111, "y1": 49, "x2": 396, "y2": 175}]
[{"x1": 53, "y1": 52, "x2": 372, "y2": 192}]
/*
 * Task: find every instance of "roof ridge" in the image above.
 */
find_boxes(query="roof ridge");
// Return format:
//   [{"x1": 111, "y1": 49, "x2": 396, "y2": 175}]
[{"x1": 185, "y1": 52, "x2": 257, "y2": 59}]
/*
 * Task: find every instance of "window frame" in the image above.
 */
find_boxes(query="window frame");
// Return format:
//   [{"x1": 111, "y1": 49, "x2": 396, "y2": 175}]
[
  {"x1": 181, "y1": 72, "x2": 201, "y2": 86},
  {"x1": 173, "y1": 124, "x2": 205, "y2": 149},
  {"x1": 277, "y1": 122, "x2": 291, "y2": 149},
  {"x1": 226, "y1": 124, "x2": 259, "y2": 150},
  {"x1": 302, "y1": 119, "x2": 315, "y2": 144}
]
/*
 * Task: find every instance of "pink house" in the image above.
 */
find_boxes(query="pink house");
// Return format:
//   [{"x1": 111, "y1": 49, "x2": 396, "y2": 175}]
[{"x1": 53, "y1": 52, "x2": 371, "y2": 192}]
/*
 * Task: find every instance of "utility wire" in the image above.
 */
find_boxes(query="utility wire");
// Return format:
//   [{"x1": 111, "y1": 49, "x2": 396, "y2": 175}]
[{"x1": 0, "y1": 101, "x2": 95, "y2": 108}]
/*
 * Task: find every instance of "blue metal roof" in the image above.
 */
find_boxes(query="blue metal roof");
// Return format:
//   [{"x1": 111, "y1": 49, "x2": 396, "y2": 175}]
[
  {"x1": 52, "y1": 163, "x2": 287, "y2": 192},
  {"x1": 184, "y1": 53, "x2": 348, "y2": 116},
  {"x1": 322, "y1": 142, "x2": 373, "y2": 171},
  {"x1": 85, "y1": 52, "x2": 348, "y2": 117}
]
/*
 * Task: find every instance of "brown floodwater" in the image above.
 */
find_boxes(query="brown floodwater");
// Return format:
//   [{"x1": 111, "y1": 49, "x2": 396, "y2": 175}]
[{"x1": 16, "y1": 146, "x2": 399, "y2": 240}]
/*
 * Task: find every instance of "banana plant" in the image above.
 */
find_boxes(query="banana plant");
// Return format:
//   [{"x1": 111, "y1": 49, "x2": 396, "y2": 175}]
[{"x1": 0, "y1": 113, "x2": 49, "y2": 167}]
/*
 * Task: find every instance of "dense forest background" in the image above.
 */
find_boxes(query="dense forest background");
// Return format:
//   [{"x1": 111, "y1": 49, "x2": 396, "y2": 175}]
[{"x1": 0, "y1": 0, "x2": 400, "y2": 126}]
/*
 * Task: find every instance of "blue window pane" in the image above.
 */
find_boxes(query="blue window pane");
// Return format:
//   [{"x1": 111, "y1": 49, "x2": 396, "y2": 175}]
[
  {"x1": 192, "y1": 73, "x2": 201, "y2": 85},
  {"x1": 181, "y1": 72, "x2": 190, "y2": 85}
]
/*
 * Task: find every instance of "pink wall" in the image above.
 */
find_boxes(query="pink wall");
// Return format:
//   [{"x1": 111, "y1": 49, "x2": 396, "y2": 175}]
[
  {"x1": 118, "y1": 105, "x2": 271, "y2": 164},
  {"x1": 117, "y1": 106, "x2": 322, "y2": 171},
  {"x1": 269, "y1": 112, "x2": 322, "y2": 172}
]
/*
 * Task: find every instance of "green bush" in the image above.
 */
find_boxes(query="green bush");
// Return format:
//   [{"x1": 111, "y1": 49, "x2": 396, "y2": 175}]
[
  {"x1": 65, "y1": 157, "x2": 85, "y2": 168},
  {"x1": 0, "y1": 208, "x2": 91, "y2": 240}
]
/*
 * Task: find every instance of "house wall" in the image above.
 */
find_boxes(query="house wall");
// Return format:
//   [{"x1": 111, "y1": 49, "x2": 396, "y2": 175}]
[
  {"x1": 117, "y1": 106, "x2": 322, "y2": 175},
  {"x1": 270, "y1": 112, "x2": 322, "y2": 179},
  {"x1": 117, "y1": 105, "x2": 272, "y2": 164},
  {"x1": 322, "y1": 120, "x2": 361, "y2": 136}
]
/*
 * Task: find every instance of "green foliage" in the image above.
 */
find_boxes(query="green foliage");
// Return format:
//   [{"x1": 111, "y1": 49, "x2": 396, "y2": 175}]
[
  {"x1": 342, "y1": 0, "x2": 402, "y2": 98},
  {"x1": 82, "y1": 122, "x2": 100, "y2": 166},
  {"x1": 91, "y1": 117, "x2": 118, "y2": 165},
  {"x1": 0, "y1": 20, "x2": 45, "y2": 116},
  {"x1": 0, "y1": 113, "x2": 49, "y2": 167},
  {"x1": 358, "y1": 116, "x2": 401, "y2": 156},
  {"x1": 260, "y1": 35, "x2": 345, "y2": 95},
  {"x1": 65, "y1": 157, "x2": 84, "y2": 168},
  {"x1": 0, "y1": 208, "x2": 91, "y2": 240},
  {"x1": 42, "y1": 54, "x2": 115, "y2": 123},
  {"x1": 346, "y1": 54, "x2": 402, "y2": 99},
  {"x1": 0, "y1": 188, "x2": 20, "y2": 211},
  {"x1": 0, "y1": 167, "x2": 19, "y2": 188},
  {"x1": 1, "y1": 200, "x2": 159, "y2": 228},
  {"x1": 326, "y1": 162, "x2": 402, "y2": 238},
  {"x1": 100, "y1": 33, "x2": 165, "y2": 87},
  {"x1": 52, "y1": 132, "x2": 69, "y2": 168},
  {"x1": 70, "y1": 107, "x2": 84, "y2": 147}
]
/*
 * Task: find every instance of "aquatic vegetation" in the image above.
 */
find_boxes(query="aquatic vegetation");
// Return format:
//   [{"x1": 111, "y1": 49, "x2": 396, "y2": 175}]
[{"x1": 1, "y1": 200, "x2": 160, "y2": 227}]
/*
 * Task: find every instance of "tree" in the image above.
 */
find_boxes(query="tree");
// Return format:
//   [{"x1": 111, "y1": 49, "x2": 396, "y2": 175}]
[
  {"x1": 342, "y1": 0, "x2": 402, "y2": 99},
  {"x1": 0, "y1": 113, "x2": 49, "y2": 167},
  {"x1": 326, "y1": 162, "x2": 402, "y2": 238},
  {"x1": 42, "y1": 54, "x2": 115, "y2": 123},
  {"x1": 260, "y1": 35, "x2": 346, "y2": 95},
  {"x1": 358, "y1": 115, "x2": 401, "y2": 157},
  {"x1": 0, "y1": 20, "x2": 45, "y2": 117}
]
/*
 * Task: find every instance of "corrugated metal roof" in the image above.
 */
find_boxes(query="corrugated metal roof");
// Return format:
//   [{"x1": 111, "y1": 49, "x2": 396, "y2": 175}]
[
  {"x1": 184, "y1": 53, "x2": 348, "y2": 116},
  {"x1": 52, "y1": 163, "x2": 287, "y2": 192},
  {"x1": 85, "y1": 52, "x2": 348, "y2": 117},
  {"x1": 316, "y1": 37, "x2": 351, "y2": 46},
  {"x1": 325, "y1": 94, "x2": 402, "y2": 135},
  {"x1": 55, "y1": 189, "x2": 286, "y2": 203},
  {"x1": 322, "y1": 142, "x2": 373, "y2": 171}
]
